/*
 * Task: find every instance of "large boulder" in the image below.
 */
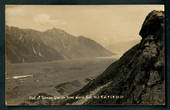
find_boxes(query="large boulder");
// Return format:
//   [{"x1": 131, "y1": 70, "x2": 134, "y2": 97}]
[{"x1": 139, "y1": 10, "x2": 164, "y2": 39}]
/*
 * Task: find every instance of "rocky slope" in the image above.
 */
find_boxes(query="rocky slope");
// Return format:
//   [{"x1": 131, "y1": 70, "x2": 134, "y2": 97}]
[
  {"x1": 62, "y1": 10, "x2": 165, "y2": 105},
  {"x1": 6, "y1": 26, "x2": 113, "y2": 63},
  {"x1": 6, "y1": 26, "x2": 64, "y2": 63},
  {"x1": 41, "y1": 28, "x2": 113, "y2": 59}
]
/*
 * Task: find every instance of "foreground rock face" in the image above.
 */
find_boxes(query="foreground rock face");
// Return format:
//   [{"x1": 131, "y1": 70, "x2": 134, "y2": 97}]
[{"x1": 63, "y1": 10, "x2": 165, "y2": 105}]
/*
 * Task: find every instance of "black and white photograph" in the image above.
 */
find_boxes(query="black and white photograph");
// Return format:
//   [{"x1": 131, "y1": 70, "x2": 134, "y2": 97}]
[{"x1": 5, "y1": 5, "x2": 165, "y2": 105}]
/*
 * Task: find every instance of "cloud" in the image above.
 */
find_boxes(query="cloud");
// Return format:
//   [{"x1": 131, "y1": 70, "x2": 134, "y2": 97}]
[{"x1": 33, "y1": 14, "x2": 66, "y2": 27}]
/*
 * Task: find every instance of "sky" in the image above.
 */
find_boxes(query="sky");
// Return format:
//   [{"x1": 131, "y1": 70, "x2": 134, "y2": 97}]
[{"x1": 6, "y1": 5, "x2": 164, "y2": 54}]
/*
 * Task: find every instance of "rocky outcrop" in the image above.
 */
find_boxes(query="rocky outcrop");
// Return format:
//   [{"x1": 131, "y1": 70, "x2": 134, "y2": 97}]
[
  {"x1": 63, "y1": 10, "x2": 165, "y2": 105},
  {"x1": 140, "y1": 10, "x2": 164, "y2": 39}
]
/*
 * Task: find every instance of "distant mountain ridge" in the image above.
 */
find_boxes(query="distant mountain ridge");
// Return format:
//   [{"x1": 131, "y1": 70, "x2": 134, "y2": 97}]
[
  {"x1": 6, "y1": 26, "x2": 64, "y2": 63},
  {"x1": 6, "y1": 26, "x2": 113, "y2": 63}
]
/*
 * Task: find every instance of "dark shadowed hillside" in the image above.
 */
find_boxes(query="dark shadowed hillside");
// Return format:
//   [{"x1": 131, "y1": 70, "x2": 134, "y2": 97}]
[
  {"x1": 6, "y1": 26, "x2": 113, "y2": 63},
  {"x1": 62, "y1": 10, "x2": 165, "y2": 105},
  {"x1": 6, "y1": 26, "x2": 64, "y2": 63}
]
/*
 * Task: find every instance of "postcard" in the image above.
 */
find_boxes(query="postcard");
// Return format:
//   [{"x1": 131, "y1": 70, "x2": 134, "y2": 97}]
[{"x1": 5, "y1": 5, "x2": 165, "y2": 105}]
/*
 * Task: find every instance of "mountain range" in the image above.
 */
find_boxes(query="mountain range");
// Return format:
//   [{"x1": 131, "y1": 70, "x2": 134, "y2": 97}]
[{"x1": 6, "y1": 26, "x2": 113, "y2": 63}]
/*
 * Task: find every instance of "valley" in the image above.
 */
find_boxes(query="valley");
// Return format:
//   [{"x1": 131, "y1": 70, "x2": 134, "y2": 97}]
[{"x1": 6, "y1": 57, "x2": 117, "y2": 105}]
